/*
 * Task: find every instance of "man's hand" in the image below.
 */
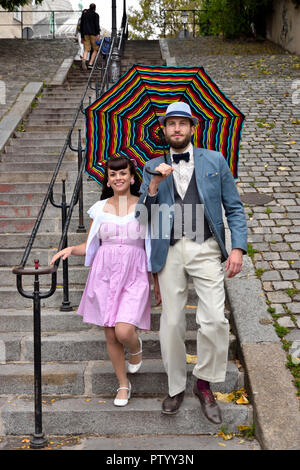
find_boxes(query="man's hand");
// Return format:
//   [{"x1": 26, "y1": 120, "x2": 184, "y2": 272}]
[
  {"x1": 148, "y1": 163, "x2": 173, "y2": 195},
  {"x1": 224, "y1": 249, "x2": 243, "y2": 278}
]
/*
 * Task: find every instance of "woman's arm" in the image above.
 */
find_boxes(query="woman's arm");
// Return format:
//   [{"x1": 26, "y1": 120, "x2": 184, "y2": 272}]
[{"x1": 50, "y1": 220, "x2": 93, "y2": 265}]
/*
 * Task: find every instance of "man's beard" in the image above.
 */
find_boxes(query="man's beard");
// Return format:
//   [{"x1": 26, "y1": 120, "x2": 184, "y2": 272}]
[{"x1": 164, "y1": 134, "x2": 191, "y2": 150}]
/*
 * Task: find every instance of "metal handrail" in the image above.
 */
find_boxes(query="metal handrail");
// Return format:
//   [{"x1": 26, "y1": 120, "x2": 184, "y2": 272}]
[{"x1": 161, "y1": 9, "x2": 207, "y2": 38}]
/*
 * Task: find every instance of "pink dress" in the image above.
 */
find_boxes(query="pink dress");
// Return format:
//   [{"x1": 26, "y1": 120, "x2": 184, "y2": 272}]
[{"x1": 77, "y1": 204, "x2": 151, "y2": 330}]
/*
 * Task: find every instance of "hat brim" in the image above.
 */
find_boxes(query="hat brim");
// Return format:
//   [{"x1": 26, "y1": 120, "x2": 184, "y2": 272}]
[{"x1": 158, "y1": 112, "x2": 198, "y2": 126}]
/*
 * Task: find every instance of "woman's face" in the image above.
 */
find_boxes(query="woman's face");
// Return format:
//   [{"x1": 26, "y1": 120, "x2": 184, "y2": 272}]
[{"x1": 107, "y1": 165, "x2": 132, "y2": 194}]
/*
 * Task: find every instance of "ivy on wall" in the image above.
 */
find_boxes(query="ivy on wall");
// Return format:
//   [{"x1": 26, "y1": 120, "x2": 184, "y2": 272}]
[{"x1": 198, "y1": 0, "x2": 274, "y2": 39}]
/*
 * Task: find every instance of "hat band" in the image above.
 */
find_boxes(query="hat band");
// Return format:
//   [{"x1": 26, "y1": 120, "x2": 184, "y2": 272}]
[{"x1": 165, "y1": 110, "x2": 194, "y2": 119}]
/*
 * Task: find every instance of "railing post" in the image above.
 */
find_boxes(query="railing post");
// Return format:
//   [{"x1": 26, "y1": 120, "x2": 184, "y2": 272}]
[
  {"x1": 76, "y1": 129, "x2": 86, "y2": 233},
  {"x1": 112, "y1": 0, "x2": 117, "y2": 40},
  {"x1": 49, "y1": 180, "x2": 73, "y2": 311},
  {"x1": 60, "y1": 180, "x2": 73, "y2": 311},
  {"x1": 30, "y1": 259, "x2": 48, "y2": 449},
  {"x1": 13, "y1": 264, "x2": 57, "y2": 448},
  {"x1": 111, "y1": 46, "x2": 120, "y2": 83}
]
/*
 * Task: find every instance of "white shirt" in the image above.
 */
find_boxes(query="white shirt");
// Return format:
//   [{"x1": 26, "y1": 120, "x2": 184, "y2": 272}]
[
  {"x1": 171, "y1": 143, "x2": 194, "y2": 200},
  {"x1": 85, "y1": 199, "x2": 152, "y2": 271}
]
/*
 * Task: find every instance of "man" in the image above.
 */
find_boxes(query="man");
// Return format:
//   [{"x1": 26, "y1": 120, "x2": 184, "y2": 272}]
[
  {"x1": 137, "y1": 102, "x2": 247, "y2": 424},
  {"x1": 80, "y1": 3, "x2": 100, "y2": 71}
]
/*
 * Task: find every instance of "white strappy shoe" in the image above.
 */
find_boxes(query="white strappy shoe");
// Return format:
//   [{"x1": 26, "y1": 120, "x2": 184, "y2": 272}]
[
  {"x1": 114, "y1": 381, "x2": 132, "y2": 407},
  {"x1": 127, "y1": 337, "x2": 143, "y2": 374}
]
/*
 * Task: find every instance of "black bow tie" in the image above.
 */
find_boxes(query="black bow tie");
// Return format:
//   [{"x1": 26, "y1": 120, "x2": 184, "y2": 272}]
[{"x1": 172, "y1": 152, "x2": 190, "y2": 164}]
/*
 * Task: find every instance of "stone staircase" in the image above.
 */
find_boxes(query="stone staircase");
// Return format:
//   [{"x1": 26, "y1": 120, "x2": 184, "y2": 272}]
[
  {"x1": 120, "y1": 39, "x2": 166, "y2": 75},
  {"x1": 0, "y1": 44, "x2": 253, "y2": 438}
]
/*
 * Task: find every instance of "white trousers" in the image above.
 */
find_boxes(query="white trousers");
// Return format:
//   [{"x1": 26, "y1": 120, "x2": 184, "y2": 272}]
[{"x1": 158, "y1": 237, "x2": 229, "y2": 397}]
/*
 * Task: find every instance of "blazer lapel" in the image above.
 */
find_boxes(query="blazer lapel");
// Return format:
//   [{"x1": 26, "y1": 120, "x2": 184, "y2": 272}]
[
  {"x1": 165, "y1": 153, "x2": 175, "y2": 204},
  {"x1": 193, "y1": 147, "x2": 205, "y2": 202}
]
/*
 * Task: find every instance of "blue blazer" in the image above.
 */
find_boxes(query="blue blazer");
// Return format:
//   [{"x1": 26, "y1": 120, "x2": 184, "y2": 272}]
[{"x1": 137, "y1": 147, "x2": 247, "y2": 273}]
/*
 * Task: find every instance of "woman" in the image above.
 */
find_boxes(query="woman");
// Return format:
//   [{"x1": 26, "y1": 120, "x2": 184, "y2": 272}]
[{"x1": 50, "y1": 157, "x2": 159, "y2": 406}]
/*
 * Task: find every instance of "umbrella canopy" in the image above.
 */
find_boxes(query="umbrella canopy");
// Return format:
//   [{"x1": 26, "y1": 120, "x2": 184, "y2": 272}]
[{"x1": 85, "y1": 64, "x2": 244, "y2": 183}]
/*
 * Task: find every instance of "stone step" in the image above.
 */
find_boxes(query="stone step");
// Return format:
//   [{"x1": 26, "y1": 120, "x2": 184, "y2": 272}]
[
  {"x1": 0, "y1": 214, "x2": 89, "y2": 234},
  {"x1": 0, "y1": 329, "x2": 236, "y2": 362},
  {"x1": 0, "y1": 395, "x2": 252, "y2": 436},
  {"x1": 0, "y1": 280, "x2": 205, "y2": 308},
  {"x1": 33, "y1": 103, "x2": 79, "y2": 109},
  {"x1": 0, "y1": 303, "x2": 207, "y2": 332},
  {"x1": 0, "y1": 231, "x2": 89, "y2": 250},
  {"x1": 24, "y1": 124, "x2": 84, "y2": 133},
  {"x1": 0, "y1": 162, "x2": 77, "y2": 173},
  {"x1": 6, "y1": 138, "x2": 67, "y2": 148},
  {"x1": 0, "y1": 247, "x2": 87, "y2": 266},
  {"x1": 0, "y1": 170, "x2": 70, "y2": 184},
  {"x1": 38, "y1": 95, "x2": 90, "y2": 102},
  {"x1": 121, "y1": 56, "x2": 164, "y2": 62},
  {"x1": 24, "y1": 109, "x2": 78, "y2": 117},
  {"x1": 0, "y1": 152, "x2": 77, "y2": 162},
  {"x1": 4, "y1": 144, "x2": 66, "y2": 154},
  {"x1": 14, "y1": 132, "x2": 71, "y2": 140},
  {"x1": 0, "y1": 189, "x2": 97, "y2": 206},
  {"x1": 0, "y1": 359, "x2": 243, "y2": 396},
  {"x1": 0, "y1": 265, "x2": 89, "y2": 287},
  {"x1": 0, "y1": 179, "x2": 97, "y2": 193}
]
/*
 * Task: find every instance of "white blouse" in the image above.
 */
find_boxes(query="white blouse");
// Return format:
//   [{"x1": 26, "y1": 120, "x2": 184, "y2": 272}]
[{"x1": 84, "y1": 199, "x2": 152, "y2": 271}]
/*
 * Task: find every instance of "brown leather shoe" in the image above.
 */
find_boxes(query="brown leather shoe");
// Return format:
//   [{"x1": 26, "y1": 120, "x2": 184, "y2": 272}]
[
  {"x1": 193, "y1": 384, "x2": 222, "y2": 424},
  {"x1": 162, "y1": 391, "x2": 185, "y2": 415}
]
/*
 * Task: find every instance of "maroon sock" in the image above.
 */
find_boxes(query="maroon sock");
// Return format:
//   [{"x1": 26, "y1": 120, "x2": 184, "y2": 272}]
[{"x1": 197, "y1": 379, "x2": 210, "y2": 392}]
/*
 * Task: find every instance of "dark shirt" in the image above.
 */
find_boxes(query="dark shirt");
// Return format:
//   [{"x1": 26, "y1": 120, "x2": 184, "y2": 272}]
[{"x1": 80, "y1": 9, "x2": 100, "y2": 36}]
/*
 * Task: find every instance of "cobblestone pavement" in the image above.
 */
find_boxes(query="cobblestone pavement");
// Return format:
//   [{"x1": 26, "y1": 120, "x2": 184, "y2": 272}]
[
  {"x1": 170, "y1": 37, "x2": 300, "y2": 397},
  {"x1": 0, "y1": 38, "x2": 78, "y2": 121}
]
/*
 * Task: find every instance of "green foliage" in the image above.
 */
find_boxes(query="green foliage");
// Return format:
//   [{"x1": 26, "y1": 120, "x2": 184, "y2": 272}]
[
  {"x1": 128, "y1": 0, "x2": 204, "y2": 39},
  {"x1": 198, "y1": 0, "x2": 274, "y2": 39},
  {"x1": 0, "y1": 0, "x2": 42, "y2": 10}
]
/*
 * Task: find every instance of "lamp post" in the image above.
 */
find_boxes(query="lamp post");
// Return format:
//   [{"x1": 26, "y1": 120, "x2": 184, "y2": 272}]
[
  {"x1": 112, "y1": 0, "x2": 117, "y2": 40},
  {"x1": 181, "y1": 10, "x2": 188, "y2": 38}
]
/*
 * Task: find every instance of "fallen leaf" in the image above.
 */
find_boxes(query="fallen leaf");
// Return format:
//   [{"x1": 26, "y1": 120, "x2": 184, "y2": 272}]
[
  {"x1": 186, "y1": 305, "x2": 197, "y2": 309},
  {"x1": 218, "y1": 442, "x2": 226, "y2": 447},
  {"x1": 85, "y1": 399, "x2": 91, "y2": 402},
  {"x1": 214, "y1": 392, "x2": 235, "y2": 402},
  {"x1": 278, "y1": 167, "x2": 288, "y2": 170},
  {"x1": 217, "y1": 431, "x2": 233, "y2": 440},
  {"x1": 97, "y1": 400, "x2": 106, "y2": 403},
  {"x1": 236, "y1": 395, "x2": 249, "y2": 405},
  {"x1": 186, "y1": 354, "x2": 197, "y2": 364},
  {"x1": 21, "y1": 439, "x2": 30, "y2": 443},
  {"x1": 238, "y1": 425, "x2": 251, "y2": 432}
]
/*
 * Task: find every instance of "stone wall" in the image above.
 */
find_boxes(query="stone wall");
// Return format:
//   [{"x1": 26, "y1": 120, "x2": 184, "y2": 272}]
[{"x1": 266, "y1": 0, "x2": 300, "y2": 55}]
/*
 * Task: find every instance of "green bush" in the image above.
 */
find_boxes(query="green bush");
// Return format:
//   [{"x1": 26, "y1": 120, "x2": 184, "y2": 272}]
[{"x1": 199, "y1": 0, "x2": 273, "y2": 39}]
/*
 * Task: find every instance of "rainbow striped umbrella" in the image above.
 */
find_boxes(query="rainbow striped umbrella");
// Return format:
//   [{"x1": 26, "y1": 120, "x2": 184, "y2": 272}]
[{"x1": 85, "y1": 64, "x2": 244, "y2": 183}]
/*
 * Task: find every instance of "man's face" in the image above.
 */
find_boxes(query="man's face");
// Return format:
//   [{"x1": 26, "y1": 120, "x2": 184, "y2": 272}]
[{"x1": 163, "y1": 116, "x2": 195, "y2": 150}]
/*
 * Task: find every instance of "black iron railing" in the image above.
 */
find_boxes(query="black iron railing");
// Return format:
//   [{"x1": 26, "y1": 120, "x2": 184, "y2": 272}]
[
  {"x1": 12, "y1": 8, "x2": 128, "y2": 448},
  {"x1": 162, "y1": 9, "x2": 208, "y2": 38}
]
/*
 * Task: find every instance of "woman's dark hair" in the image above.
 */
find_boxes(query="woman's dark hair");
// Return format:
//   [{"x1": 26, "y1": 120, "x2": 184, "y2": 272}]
[{"x1": 100, "y1": 157, "x2": 141, "y2": 200}]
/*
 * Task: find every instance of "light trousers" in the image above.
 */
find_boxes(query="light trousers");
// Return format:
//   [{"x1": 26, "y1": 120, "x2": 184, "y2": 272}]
[{"x1": 158, "y1": 237, "x2": 229, "y2": 397}]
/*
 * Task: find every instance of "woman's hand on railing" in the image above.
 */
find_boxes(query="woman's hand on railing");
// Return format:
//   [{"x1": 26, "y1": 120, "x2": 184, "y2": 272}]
[{"x1": 50, "y1": 246, "x2": 74, "y2": 265}]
